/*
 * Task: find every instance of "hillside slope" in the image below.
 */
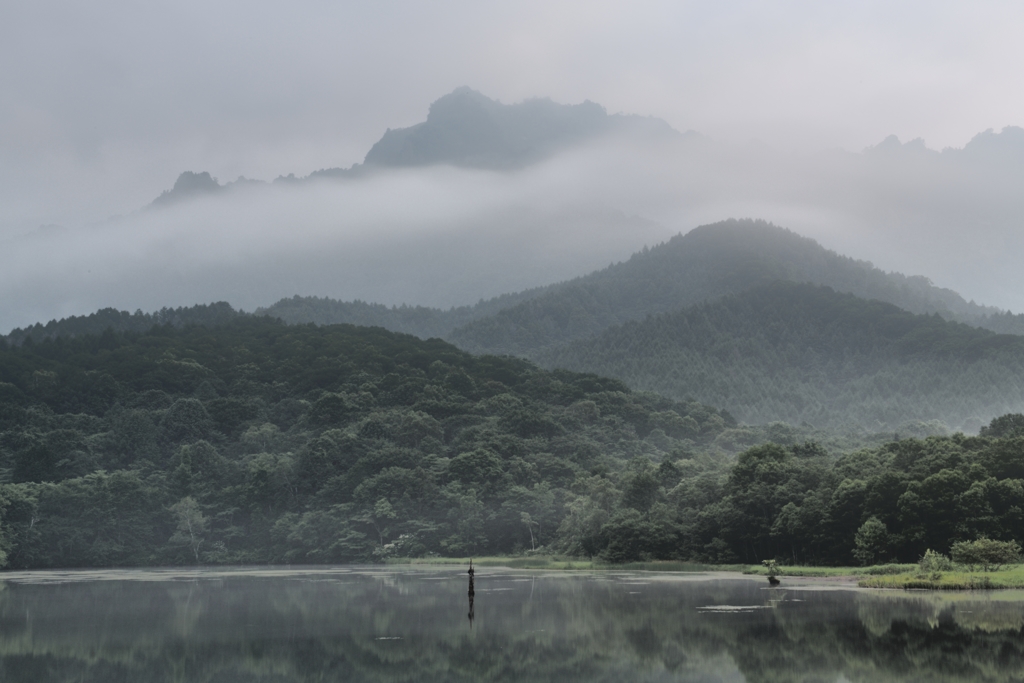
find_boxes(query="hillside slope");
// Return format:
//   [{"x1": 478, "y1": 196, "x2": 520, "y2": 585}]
[
  {"x1": 0, "y1": 316, "x2": 739, "y2": 568},
  {"x1": 250, "y1": 219, "x2": 1023, "y2": 351},
  {"x1": 538, "y1": 282, "x2": 1024, "y2": 430},
  {"x1": 449, "y1": 219, "x2": 1024, "y2": 356}
]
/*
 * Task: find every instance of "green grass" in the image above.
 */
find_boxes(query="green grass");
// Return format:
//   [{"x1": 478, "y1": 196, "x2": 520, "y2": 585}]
[{"x1": 858, "y1": 564, "x2": 1024, "y2": 590}]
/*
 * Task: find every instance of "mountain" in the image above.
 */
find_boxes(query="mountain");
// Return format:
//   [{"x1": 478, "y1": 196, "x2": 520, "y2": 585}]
[
  {"x1": 251, "y1": 219, "x2": 1024, "y2": 353},
  {"x1": 538, "y1": 282, "x2": 1024, "y2": 430},
  {"x1": 360, "y1": 86, "x2": 678, "y2": 170},
  {"x1": 148, "y1": 87, "x2": 680, "y2": 203},
  {"x1": 866, "y1": 126, "x2": 1024, "y2": 169},
  {"x1": 11, "y1": 219, "x2": 1024, "y2": 432},
  {"x1": 446, "y1": 219, "x2": 1024, "y2": 356},
  {"x1": 150, "y1": 171, "x2": 225, "y2": 207},
  {"x1": 149, "y1": 172, "x2": 266, "y2": 207}
]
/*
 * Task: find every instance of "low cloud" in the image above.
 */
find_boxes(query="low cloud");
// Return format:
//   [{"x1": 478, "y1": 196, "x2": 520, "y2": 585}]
[{"x1": 4, "y1": 128, "x2": 1024, "y2": 333}]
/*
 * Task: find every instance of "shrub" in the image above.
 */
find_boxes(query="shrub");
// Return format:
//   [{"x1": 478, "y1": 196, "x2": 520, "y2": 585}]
[
  {"x1": 918, "y1": 549, "x2": 953, "y2": 573},
  {"x1": 950, "y1": 538, "x2": 1022, "y2": 572}
]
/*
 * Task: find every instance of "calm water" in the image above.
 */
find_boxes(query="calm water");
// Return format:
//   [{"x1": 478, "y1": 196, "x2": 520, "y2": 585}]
[{"x1": 0, "y1": 567, "x2": 1022, "y2": 682}]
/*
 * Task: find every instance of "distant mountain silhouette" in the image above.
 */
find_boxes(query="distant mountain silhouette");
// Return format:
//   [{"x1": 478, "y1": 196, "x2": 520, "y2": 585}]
[
  {"x1": 361, "y1": 86, "x2": 678, "y2": 169},
  {"x1": 150, "y1": 171, "x2": 224, "y2": 207},
  {"x1": 149, "y1": 172, "x2": 267, "y2": 207},
  {"x1": 148, "y1": 88, "x2": 680, "y2": 201},
  {"x1": 866, "y1": 126, "x2": 1024, "y2": 166},
  {"x1": 148, "y1": 93, "x2": 1023, "y2": 207}
]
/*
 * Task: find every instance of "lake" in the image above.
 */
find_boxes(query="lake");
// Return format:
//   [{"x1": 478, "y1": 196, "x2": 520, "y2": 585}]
[{"x1": 0, "y1": 566, "x2": 1022, "y2": 682}]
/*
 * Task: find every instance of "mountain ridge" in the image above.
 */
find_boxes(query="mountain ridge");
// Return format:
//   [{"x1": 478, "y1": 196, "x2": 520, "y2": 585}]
[
  {"x1": 13, "y1": 219, "x2": 1022, "y2": 348},
  {"x1": 445, "y1": 219, "x2": 1024, "y2": 356},
  {"x1": 148, "y1": 87, "x2": 680, "y2": 206}
]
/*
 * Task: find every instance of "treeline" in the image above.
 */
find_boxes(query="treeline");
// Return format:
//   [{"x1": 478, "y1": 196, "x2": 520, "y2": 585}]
[
  {"x1": 539, "y1": 282, "x2": 1024, "y2": 430},
  {"x1": 5, "y1": 302, "x2": 241, "y2": 346},
  {"x1": 253, "y1": 289, "x2": 541, "y2": 340}
]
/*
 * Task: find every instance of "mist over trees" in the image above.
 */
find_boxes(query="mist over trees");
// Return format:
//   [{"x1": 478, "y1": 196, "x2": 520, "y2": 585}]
[
  {"x1": 10, "y1": 220, "x2": 1024, "y2": 433},
  {"x1": 538, "y1": 281, "x2": 1024, "y2": 430}
]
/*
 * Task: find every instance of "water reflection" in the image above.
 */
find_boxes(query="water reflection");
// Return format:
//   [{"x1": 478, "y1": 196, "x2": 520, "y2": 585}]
[{"x1": 0, "y1": 568, "x2": 1021, "y2": 682}]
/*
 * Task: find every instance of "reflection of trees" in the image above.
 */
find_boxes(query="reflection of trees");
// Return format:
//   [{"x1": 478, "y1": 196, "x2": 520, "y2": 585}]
[{"x1": 0, "y1": 574, "x2": 1022, "y2": 682}]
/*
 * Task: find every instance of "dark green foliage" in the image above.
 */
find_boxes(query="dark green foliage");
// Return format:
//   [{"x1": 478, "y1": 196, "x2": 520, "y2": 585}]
[
  {"x1": 541, "y1": 282, "x2": 1024, "y2": 429},
  {"x1": 5, "y1": 302, "x2": 241, "y2": 346},
  {"x1": 0, "y1": 317, "x2": 735, "y2": 568},
  {"x1": 2, "y1": 315, "x2": 1022, "y2": 568},
  {"x1": 12, "y1": 221, "x2": 1024, "y2": 436},
  {"x1": 949, "y1": 537, "x2": 1022, "y2": 571},
  {"x1": 980, "y1": 413, "x2": 1024, "y2": 439}
]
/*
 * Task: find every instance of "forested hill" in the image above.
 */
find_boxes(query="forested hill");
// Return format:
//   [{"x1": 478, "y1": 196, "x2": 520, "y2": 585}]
[
  {"x1": 0, "y1": 316, "x2": 738, "y2": 568},
  {"x1": 539, "y1": 282, "x2": 1024, "y2": 430},
  {"x1": 14, "y1": 220, "x2": 1022, "y2": 352},
  {"x1": 448, "y1": 219, "x2": 1024, "y2": 355},
  {"x1": 259, "y1": 219, "x2": 1024, "y2": 355}
]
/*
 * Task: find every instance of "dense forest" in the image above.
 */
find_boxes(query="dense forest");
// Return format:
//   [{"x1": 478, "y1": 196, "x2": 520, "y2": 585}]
[
  {"x1": 448, "y1": 219, "x2": 1024, "y2": 355},
  {"x1": 539, "y1": 282, "x2": 1024, "y2": 429},
  {"x1": 11, "y1": 221, "x2": 1024, "y2": 433},
  {"x1": 0, "y1": 316, "x2": 1021, "y2": 569},
  {"x1": 0, "y1": 317, "x2": 737, "y2": 568}
]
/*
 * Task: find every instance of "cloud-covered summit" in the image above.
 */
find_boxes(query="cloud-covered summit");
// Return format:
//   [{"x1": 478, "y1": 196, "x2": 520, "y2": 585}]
[
  {"x1": 361, "y1": 86, "x2": 677, "y2": 170},
  {"x1": 149, "y1": 87, "x2": 680, "y2": 205}
]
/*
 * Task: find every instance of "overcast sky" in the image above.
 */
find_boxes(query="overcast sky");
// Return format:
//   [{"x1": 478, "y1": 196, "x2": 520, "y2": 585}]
[{"x1": 4, "y1": 0, "x2": 1024, "y2": 231}]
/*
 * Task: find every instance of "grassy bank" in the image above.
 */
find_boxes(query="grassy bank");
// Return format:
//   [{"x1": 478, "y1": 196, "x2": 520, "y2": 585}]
[
  {"x1": 858, "y1": 565, "x2": 1024, "y2": 589},
  {"x1": 743, "y1": 563, "x2": 915, "y2": 577}
]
